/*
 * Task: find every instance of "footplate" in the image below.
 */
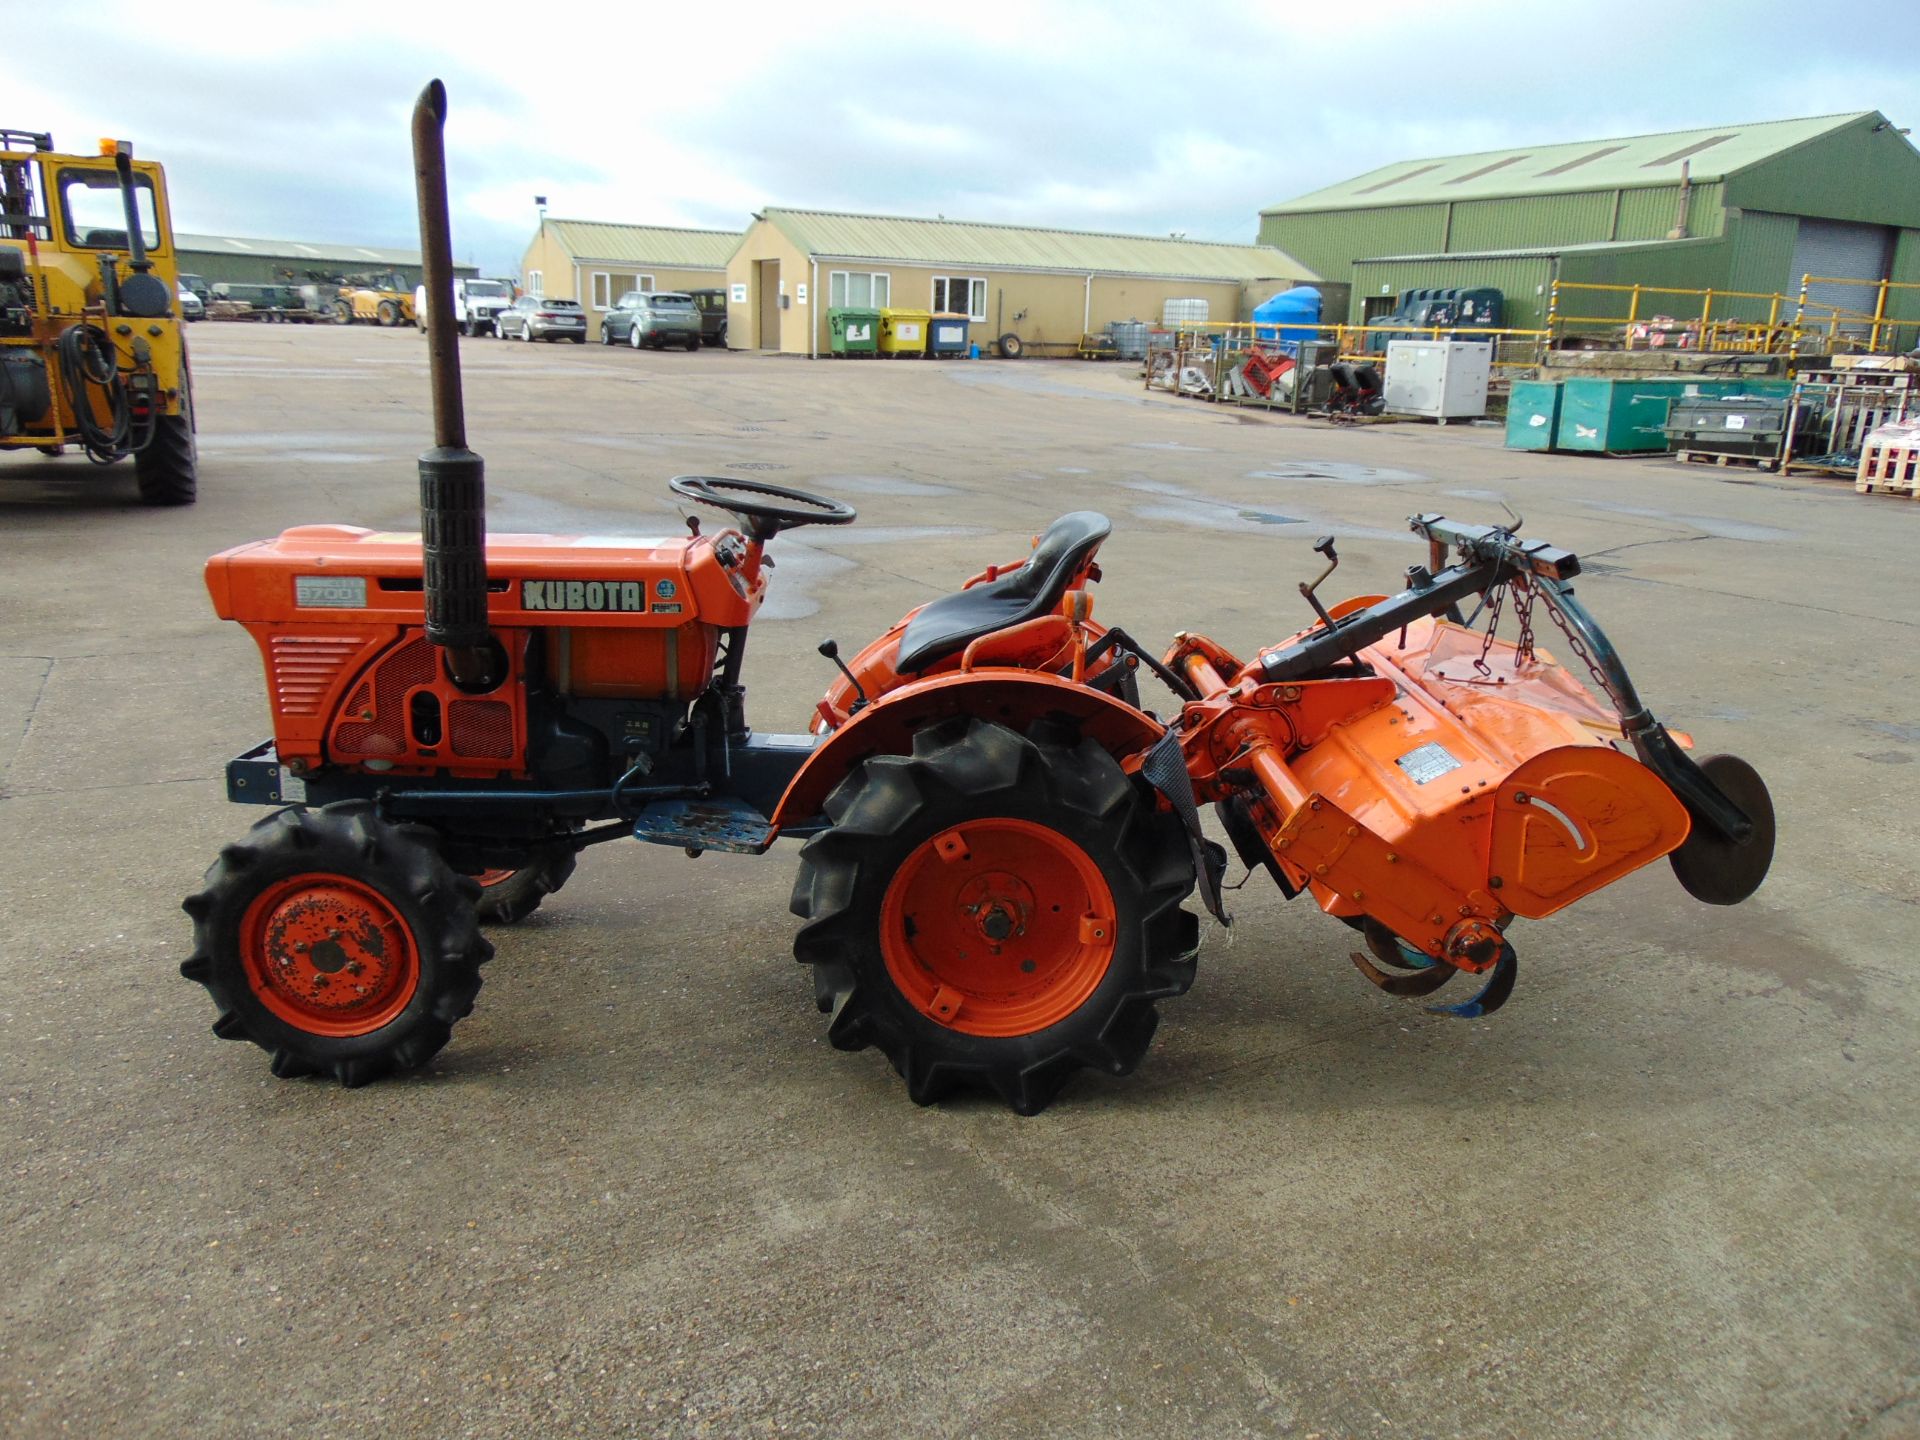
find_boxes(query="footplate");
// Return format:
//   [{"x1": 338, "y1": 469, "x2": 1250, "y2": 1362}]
[{"x1": 632, "y1": 796, "x2": 777, "y2": 854}]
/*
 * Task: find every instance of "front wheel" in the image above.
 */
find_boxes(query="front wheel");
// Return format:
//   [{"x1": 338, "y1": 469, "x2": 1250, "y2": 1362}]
[
  {"x1": 135, "y1": 412, "x2": 197, "y2": 505},
  {"x1": 377, "y1": 300, "x2": 400, "y2": 327},
  {"x1": 791, "y1": 717, "x2": 1198, "y2": 1114},
  {"x1": 180, "y1": 801, "x2": 491, "y2": 1086},
  {"x1": 470, "y1": 850, "x2": 578, "y2": 924}
]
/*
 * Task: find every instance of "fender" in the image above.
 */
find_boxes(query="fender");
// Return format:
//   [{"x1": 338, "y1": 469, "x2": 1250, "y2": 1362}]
[{"x1": 772, "y1": 670, "x2": 1165, "y2": 829}]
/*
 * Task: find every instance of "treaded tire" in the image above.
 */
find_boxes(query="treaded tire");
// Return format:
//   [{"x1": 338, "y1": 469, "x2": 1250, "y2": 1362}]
[
  {"x1": 472, "y1": 850, "x2": 578, "y2": 925},
  {"x1": 180, "y1": 800, "x2": 491, "y2": 1086},
  {"x1": 790, "y1": 717, "x2": 1198, "y2": 1114},
  {"x1": 135, "y1": 413, "x2": 197, "y2": 506}
]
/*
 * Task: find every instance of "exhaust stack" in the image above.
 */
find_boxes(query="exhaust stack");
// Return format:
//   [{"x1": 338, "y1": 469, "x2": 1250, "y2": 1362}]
[{"x1": 411, "y1": 80, "x2": 494, "y2": 690}]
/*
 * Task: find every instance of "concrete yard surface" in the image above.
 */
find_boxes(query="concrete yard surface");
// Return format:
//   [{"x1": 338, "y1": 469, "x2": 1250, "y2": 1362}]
[{"x1": 1, "y1": 323, "x2": 1916, "y2": 1439}]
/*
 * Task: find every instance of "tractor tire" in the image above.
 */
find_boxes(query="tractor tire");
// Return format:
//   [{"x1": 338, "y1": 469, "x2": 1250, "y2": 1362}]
[
  {"x1": 996, "y1": 332, "x2": 1024, "y2": 359},
  {"x1": 135, "y1": 413, "x2": 198, "y2": 506},
  {"x1": 470, "y1": 850, "x2": 578, "y2": 925},
  {"x1": 377, "y1": 300, "x2": 400, "y2": 327},
  {"x1": 790, "y1": 717, "x2": 1198, "y2": 1114},
  {"x1": 333, "y1": 300, "x2": 353, "y2": 324},
  {"x1": 180, "y1": 801, "x2": 491, "y2": 1087}
]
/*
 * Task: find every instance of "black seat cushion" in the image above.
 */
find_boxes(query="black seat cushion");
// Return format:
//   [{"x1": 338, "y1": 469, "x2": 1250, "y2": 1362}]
[{"x1": 896, "y1": 511, "x2": 1111, "y2": 674}]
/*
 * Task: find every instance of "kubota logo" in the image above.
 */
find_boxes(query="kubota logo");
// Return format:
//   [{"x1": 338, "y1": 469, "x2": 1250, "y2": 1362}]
[{"x1": 521, "y1": 579, "x2": 649, "y2": 612}]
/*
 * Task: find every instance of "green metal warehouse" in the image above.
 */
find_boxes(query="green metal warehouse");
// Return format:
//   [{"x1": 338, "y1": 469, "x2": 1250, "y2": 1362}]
[
  {"x1": 173, "y1": 232, "x2": 477, "y2": 289},
  {"x1": 1258, "y1": 112, "x2": 1920, "y2": 344}
]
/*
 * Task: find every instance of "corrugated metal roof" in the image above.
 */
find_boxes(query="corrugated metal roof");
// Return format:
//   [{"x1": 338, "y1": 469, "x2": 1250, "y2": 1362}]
[
  {"x1": 544, "y1": 218, "x2": 739, "y2": 268},
  {"x1": 1358, "y1": 238, "x2": 1717, "y2": 263},
  {"x1": 1265, "y1": 113, "x2": 1879, "y2": 213},
  {"x1": 172, "y1": 232, "x2": 459, "y2": 267},
  {"x1": 761, "y1": 207, "x2": 1315, "y2": 281}
]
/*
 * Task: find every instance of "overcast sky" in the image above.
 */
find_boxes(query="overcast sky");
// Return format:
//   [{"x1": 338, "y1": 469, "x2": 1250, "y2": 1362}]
[{"x1": 14, "y1": 0, "x2": 1919, "y2": 277}]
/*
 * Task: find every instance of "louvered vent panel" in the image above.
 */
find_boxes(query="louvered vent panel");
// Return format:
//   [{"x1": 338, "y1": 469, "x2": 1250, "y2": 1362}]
[{"x1": 268, "y1": 635, "x2": 365, "y2": 717}]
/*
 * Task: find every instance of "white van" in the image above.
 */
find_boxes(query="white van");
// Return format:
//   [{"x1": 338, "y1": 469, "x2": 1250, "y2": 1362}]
[{"x1": 413, "y1": 277, "x2": 518, "y2": 337}]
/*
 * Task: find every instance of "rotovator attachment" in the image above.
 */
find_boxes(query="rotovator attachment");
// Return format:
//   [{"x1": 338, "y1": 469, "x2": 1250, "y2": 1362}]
[{"x1": 178, "y1": 80, "x2": 1774, "y2": 1113}]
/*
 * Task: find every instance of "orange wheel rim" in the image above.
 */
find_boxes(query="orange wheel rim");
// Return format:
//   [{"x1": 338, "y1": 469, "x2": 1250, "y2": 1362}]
[
  {"x1": 239, "y1": 874, "x2": 420, "y2": 1037},
  {"x1": 880, "y1": 818, "x2": 1116, "y2": 1037},
  {"x1": 472, "y1": 868, "x2": 517, "y2": 888}
]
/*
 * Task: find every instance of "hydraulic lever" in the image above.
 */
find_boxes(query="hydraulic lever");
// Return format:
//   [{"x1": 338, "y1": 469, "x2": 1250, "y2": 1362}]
[{"x1": 818, "y1": 639, "x2": 868, "y2": 713}]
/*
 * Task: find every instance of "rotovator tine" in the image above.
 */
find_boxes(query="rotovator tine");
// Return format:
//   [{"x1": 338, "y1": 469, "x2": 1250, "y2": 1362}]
[{"x1": 178, "y1": 81, "x2": 1775, "y2": 1113}]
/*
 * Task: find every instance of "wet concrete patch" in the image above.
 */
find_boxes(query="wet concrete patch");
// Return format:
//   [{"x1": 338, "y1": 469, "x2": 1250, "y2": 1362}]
[
  {"x1": 943, "y1": 366, "x2": 1148, "y2": 405},
  {"x1": 1248, "y1": 461, "x2": 1427, "y2": 485},
  {"x1": 485, "y1": 489, "x2": 681, "y2": 533},
  {"x1": 800, "y1": 525, "x2": 989, "y2": 548},
  {"x1": 811, "y1": 475, "x2": 957, "y2": 497},
  {"x1": 1858, "y1": 751, "x2": 1913, "y2": 765},
  {"x1": 1580, "y1": 498, "x2": 1795, "y2": 542}
]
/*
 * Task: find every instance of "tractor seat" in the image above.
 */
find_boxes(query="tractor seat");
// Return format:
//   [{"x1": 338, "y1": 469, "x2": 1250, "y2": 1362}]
[{"x1": 896, "y1": 511, "x2": 1111, "y2": 674}]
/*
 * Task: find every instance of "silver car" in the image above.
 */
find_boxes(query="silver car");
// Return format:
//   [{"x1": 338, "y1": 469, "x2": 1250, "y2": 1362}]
[
  {"x1": 600, "y1": 291, "x2": 702, "y2": 351},
  {"x1": 502, "y1": 295, "x2": 587, "y2": 343}
]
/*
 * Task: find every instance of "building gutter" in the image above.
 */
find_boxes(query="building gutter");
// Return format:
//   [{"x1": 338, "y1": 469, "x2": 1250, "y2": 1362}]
[{"x1": 800, "y1": 253, "x2": 1307, "y2": 285}]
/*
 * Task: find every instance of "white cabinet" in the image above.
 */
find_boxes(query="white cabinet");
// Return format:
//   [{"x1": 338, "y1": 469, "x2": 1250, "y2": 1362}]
[{"x1": 1383, "y1": 340, "x2": 1493, "y2": 420}]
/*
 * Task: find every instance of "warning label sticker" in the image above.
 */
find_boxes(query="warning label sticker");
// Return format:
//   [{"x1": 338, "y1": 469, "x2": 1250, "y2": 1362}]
[{"x1": 1396, "y1": 742, "x2": 1463, "y2": 785}]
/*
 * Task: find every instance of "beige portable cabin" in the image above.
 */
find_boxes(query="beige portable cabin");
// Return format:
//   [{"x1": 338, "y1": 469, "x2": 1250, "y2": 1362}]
[
  {"x1": 725, "y1": 207, "x2": 1324, "y2": 356},
  {"x1": 519, "y1": 218, "x2": 743, "y2": 342}
]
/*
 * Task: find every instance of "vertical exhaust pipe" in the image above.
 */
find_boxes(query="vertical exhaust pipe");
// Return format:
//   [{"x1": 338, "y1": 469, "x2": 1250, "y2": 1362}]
[{"x1": 411, "y1": 80, "x2": 494, "y2": 690}]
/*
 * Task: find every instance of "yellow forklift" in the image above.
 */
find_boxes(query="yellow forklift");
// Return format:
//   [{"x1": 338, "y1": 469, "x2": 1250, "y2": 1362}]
[{"x1": 0, "y1": 127, "x2": 196, "y2": 504}]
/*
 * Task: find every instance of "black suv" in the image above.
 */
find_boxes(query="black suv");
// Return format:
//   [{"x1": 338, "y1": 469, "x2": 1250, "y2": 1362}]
[{"x1": 687, "y1": 288, "x2": 729, "y2": 347}]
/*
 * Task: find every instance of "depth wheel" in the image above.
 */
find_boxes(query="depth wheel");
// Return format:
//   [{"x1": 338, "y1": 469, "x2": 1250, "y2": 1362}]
[
  {"x1": 470, "y1": 850, "x2": 578, "y2": 925},
  {"x1": 180, "y1": 801, "x2": 491, "y2": 1086},
  {"x1": 791, "y1": 717, "x2": 1198, "y2": 1114},
  {"x1": 135, "y1": 413, "x2": 197, "y2": 506},
  {"x1": 1669, "y1": 754, "x2": 1775, "y2": 905}
]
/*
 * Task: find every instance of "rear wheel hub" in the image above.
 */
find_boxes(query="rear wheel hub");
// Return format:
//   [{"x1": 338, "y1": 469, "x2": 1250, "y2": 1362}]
[{"x1": 881, "y1": 819, "x2": 1115, "y2": 1037}]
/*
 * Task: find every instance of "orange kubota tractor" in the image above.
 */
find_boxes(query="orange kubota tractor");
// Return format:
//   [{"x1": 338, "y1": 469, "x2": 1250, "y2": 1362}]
[{"x1": 180, "y1": 85, "x2": 1774, "y2": 1113}]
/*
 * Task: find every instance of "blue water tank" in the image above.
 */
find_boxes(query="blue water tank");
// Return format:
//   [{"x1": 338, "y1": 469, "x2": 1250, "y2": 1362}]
[{"x1": 1252, "y1": 286, "x2": 1322, "y2": 353}]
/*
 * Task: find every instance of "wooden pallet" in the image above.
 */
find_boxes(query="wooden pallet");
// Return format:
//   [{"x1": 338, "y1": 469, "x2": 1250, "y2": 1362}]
[
  {"x1": 1674, "y1": 449, "x2": 1777, "y2": 470},
  {"x1": 1856, "y1": 436, "x2": 1920, "y2": 496}
]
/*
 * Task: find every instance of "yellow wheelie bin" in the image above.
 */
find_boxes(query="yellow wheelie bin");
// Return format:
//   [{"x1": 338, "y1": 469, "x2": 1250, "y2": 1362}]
[{"x1": 878, "y1": 307, "x2": 931, "y2": 358}]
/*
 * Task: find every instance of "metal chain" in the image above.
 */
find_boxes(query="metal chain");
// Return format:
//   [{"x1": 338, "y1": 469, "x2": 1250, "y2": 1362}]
[
  {"x1": 1511, "y1": 576, "x2": 1538, "y2": 668},
  {"x1": 1473, "y1": 582, "x2": 1507, "y2": 676}
]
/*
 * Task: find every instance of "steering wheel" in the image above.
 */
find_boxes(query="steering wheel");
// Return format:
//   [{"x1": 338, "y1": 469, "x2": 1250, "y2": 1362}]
[{"x1": 668, "y1": 475, "x2": 857, "y2": 539}]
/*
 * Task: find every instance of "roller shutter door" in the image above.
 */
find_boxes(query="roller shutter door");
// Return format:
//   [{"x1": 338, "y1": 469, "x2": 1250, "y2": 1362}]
[{"x1": 1791, "y1": 218, "x2": 1892, "y2": 320}]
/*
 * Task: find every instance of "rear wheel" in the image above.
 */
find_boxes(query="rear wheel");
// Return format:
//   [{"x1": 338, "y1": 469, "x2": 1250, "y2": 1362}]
[
  {"x1": 791, "y1": 717, "x2": 1198, "y2": 1114},
  {"x1": 471, "y1": 850, "x2": 578, "y2": 924},
  {"x1": 333, "y1": 300, "x2": 352, "y2": 324},
  {"x1": 135, "y1": 412, "x2": 198, "y2": 506},
  {"x1": 683, "y1": 334, "x2": 699, "y2": 352},
  {"x1": 630, "y1": 324, "x2": 642, "y2": 349},
  {"x1": 180, "y1": 801, "x2": 490, "y2": 1086}
]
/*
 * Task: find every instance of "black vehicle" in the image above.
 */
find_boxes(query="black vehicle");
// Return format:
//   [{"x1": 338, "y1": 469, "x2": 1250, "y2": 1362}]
[
  {"x1": 687, "y1": 288, "x2": 729, "y2": 347},
  {"x1": 501, "y1": 295, "x2": 587, "y2": 343}
]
